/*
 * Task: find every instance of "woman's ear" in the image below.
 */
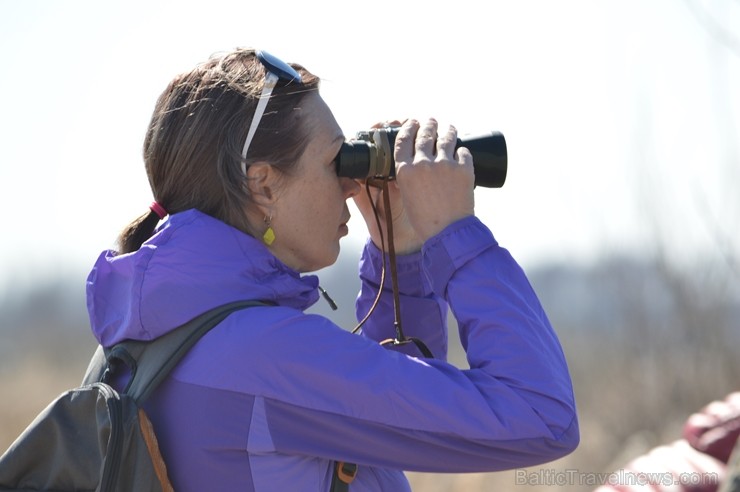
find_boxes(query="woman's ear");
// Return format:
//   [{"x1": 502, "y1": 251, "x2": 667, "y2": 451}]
[{"x1": 245, "y1": 161, "x2": 279, "y2": 207}]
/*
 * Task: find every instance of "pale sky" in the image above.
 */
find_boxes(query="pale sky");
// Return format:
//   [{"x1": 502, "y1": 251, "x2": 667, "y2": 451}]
[{"x1": 1, "y1": 0, "x2": 738, "y2": 290}]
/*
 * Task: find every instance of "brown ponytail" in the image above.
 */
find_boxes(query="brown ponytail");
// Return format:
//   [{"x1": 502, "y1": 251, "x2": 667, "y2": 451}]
[{"x1": 117, "y1": 209, "x2": 162, "y2": 254}]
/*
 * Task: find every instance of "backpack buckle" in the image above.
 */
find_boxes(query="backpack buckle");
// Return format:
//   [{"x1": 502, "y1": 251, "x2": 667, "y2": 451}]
[{"x1": 336, "y1": 461, "x2": 357, "y2": 483}]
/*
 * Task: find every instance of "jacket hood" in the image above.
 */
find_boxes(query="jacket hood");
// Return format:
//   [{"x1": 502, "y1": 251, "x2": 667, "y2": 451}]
[{"x1": 86, "y1": 209, "x2": 320, "y2": 346}]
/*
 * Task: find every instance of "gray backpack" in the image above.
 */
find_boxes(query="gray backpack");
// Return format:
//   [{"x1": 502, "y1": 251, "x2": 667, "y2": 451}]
[{"x1": 0, "y1": 300, "x2": 264, "y2": 492}]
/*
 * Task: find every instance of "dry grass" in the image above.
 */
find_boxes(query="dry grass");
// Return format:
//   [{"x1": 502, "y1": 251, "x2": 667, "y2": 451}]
[{"x1": 0, "y1": 357, "x2": 89, "y2": 447}]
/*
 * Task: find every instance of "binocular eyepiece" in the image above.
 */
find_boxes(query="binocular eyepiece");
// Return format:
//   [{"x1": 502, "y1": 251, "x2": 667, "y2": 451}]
[{"x1": 335, "y1": 126, "x2": 507, "y2": 188}]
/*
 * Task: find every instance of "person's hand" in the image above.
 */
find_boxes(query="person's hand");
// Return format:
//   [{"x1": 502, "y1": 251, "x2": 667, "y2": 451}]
[
  {"x1": 592, "y1": 392, "x2": 740, "y2": 492},
  {"x1": 395, "y1": 118, "x2": 475, "y2": 242},
  {"x1": 353, "y1": 118, "x2": 475, "y2": 254},
  {"x1": 353, "y1": 120, "x2": 423, "y2": 254},
  {"x1": 683, "y1": 391, "x2": 740, "y2": 464}
]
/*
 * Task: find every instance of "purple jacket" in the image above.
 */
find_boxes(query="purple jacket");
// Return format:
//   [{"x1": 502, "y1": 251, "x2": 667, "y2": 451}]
[{"x1": 86, "y1": 209, "x2": 578, "y2": 491}]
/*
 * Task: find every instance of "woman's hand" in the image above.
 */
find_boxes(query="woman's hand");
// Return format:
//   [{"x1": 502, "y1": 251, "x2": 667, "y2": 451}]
[{"x1": 353, "y1": 118, "x2": 475, "y2": 254}]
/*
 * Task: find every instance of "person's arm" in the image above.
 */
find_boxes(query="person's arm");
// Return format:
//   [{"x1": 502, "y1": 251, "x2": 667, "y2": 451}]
[
  {"x1": 426, "y1": 214, "x2": 578, "y2": 457},
  {"x1": 356, "y1": 239, "x2": 450, "y2": 359},
  {"x1": 237, "y1": 214, "x2": 578, "y2": 472},
  {"x1": 257, "y1": 117, "x2": 573, "y2": 470},
  {"x1": 351, "y1": 118, "x2": 471, "y2": 360}
]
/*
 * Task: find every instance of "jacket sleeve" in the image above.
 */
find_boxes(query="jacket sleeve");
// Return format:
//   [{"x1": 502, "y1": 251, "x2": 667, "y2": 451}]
[
  {"x1": 355, "y1": 235, "x2": 450, "y2": 360},
  {"x1": 239, "y1": 215, "x2": 578, "y2": 472}
]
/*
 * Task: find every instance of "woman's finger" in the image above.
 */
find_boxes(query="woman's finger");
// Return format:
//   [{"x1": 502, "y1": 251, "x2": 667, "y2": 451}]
[
  {"x1": 414, "y1": 118, "x2": 438, "y2": 160},
  {"x1": 394, "y1": 119, "x2": 419, "y2": 165},
  {"x1": 436, "y1": 125, "x2": 458, "y2": 161}
]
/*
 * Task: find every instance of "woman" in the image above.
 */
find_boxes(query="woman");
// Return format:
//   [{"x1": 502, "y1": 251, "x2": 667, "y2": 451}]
[{"x1": 86, "y1": 47, "x2": 579, "y2": 491}]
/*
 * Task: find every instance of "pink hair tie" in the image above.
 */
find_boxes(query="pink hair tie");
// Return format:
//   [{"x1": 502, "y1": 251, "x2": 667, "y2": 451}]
[{"x1": 149, "y1": 201, "x2": 168, "y2": 220}]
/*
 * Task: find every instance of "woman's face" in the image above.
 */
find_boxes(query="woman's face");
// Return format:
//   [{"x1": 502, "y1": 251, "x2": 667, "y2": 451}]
[{"x1": 269, "y1": 92, "x2": 360, "y2": 272}]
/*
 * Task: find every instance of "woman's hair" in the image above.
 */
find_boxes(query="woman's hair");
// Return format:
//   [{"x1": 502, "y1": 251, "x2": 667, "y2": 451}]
[{"x1": 117, "y1": 47, "x2": 320, "y2": 254}]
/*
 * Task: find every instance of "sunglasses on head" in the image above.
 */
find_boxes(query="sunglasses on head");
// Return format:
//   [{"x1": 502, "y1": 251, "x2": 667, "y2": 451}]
[{"x1": 240, "y1": 50, "x2": 303, "y2": 175}]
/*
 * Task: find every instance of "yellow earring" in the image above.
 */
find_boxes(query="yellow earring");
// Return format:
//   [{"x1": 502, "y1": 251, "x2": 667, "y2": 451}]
[{"x1": 262, "y1": 215, "x2": 275, "y2": 246}]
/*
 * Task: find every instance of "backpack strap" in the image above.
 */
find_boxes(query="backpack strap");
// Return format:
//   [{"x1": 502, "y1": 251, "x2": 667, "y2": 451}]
[
  {"x1": 82, "y1": 299, "x2": 358, "y2": 490},
  {"x1": 83, "y1": 300, "x2": 267, "y2": 404},
  {"x1": 125, "y1": 300, "x2": 268, "y2": 403},
  {"x1": 82, "y1": 345, "x2": 109, "y2": 386}
]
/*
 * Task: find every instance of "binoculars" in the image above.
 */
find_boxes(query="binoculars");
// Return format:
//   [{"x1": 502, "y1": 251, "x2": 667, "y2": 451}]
[{"x1": 335, "y1": 126, "x2": 507, "y2": 188}]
